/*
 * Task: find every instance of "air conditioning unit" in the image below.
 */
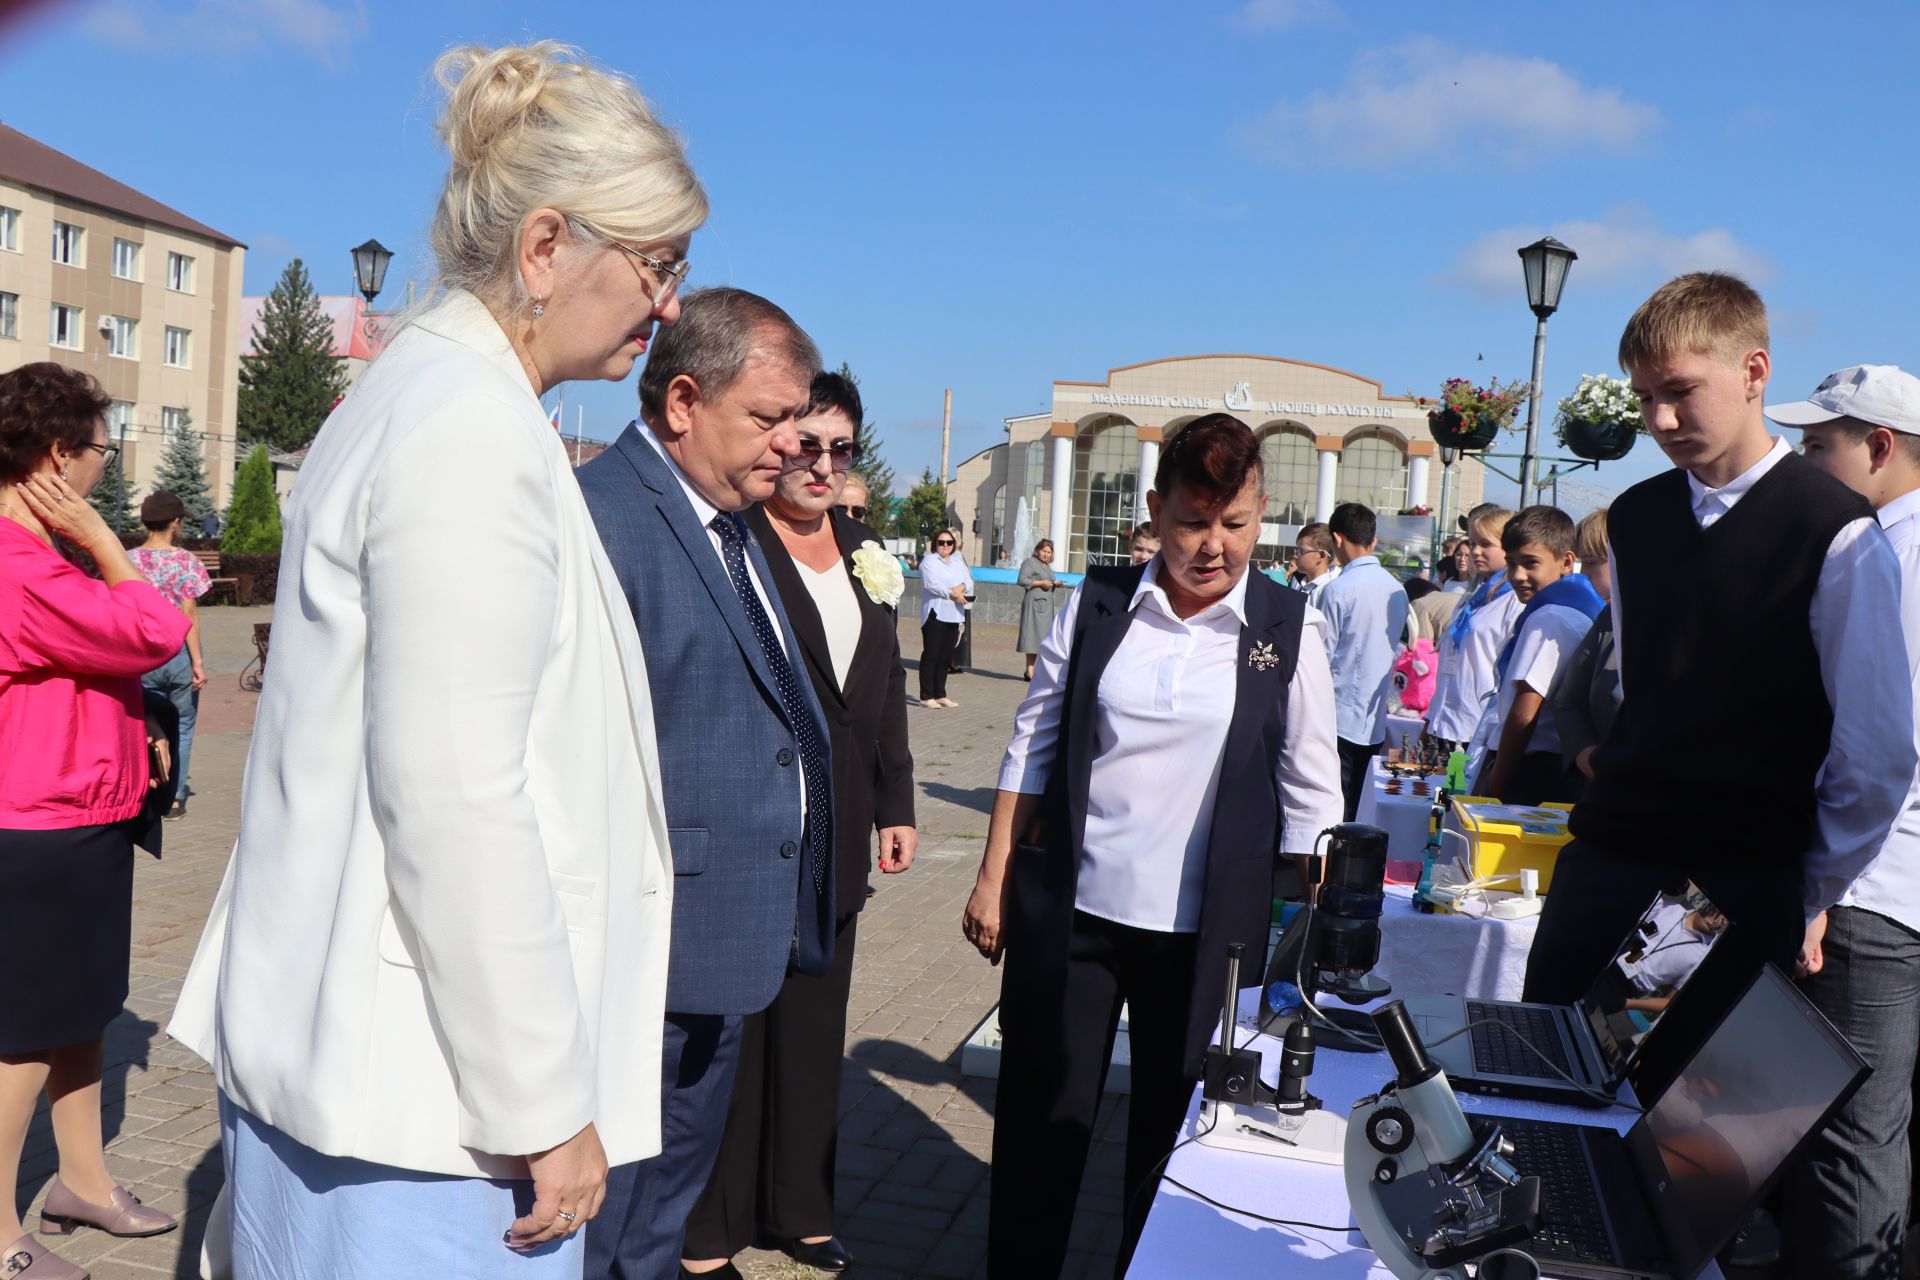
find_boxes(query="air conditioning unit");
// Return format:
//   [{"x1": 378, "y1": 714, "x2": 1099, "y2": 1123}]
[{"x1": 97, "y1": 314, "x2": 115, "y2": 333}]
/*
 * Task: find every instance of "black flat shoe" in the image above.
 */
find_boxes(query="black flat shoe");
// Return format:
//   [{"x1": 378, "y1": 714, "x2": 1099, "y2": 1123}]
[{"x1": 783, "y1": 1237, "x2": 853, "y2": 1272}]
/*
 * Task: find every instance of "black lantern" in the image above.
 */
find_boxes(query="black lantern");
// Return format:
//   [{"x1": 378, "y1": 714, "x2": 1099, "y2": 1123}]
[
  {"x1": 1517, "y1": 237, "x2": 1577, "y2": 320},
  {"x1": 350, "y1": 238, "x2": 393, "y2": 306}
]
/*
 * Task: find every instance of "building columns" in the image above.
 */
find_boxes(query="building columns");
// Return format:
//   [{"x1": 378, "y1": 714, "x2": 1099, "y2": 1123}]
[
  {"x1": 1406, "y1": 454, "x2": 1431, "y2": 510},
  {"x1": 1049, "y1": 432, "x2": 1074, "y2": 554},
  {"x1": 1314, "y1": 446, "x2": 1340, "y2": 523},
  {"x1": 1135, "y1": 437, "x2": 1160, "y2": 525}
]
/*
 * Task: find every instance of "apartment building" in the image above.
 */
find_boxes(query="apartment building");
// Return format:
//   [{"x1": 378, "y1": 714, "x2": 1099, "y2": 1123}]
[{"x1": 0, "y1": 123, "x2": 246, "y2": 506}]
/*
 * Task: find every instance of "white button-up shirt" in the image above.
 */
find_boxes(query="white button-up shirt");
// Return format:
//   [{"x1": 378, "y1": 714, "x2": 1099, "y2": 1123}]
[
  {"x1": 917, "y1": 550, "x2": 974, "y2": 625},
  {"x1": 1317, "y1": 554, "x2": 1411, "y2": 746},
  {"x1": 1610, "y1": 438, "x2": 1916, "y2": 917},
  {"x1": 1474, "y1": 602, "x2": 1595, "y2": 759},
  {"x1": 997, "y1": 561, "x2": 1345, "y2": 933},
  {"x1": 1426, "y1": 581, "x2": 1523, "y2": 745}
]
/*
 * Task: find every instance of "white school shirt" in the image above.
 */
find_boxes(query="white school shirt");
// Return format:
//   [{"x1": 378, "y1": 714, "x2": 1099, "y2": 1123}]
[
  {"x1": 1609, "y1": 438, "x2": 1915, "y2": 917},
  {"x1": 1425, "y1": 584, "x2": 1523, "y2": 744},
  {"x1": 1832, "y1": 485, "x2": 1920, "y2": 935},
  {"x1": 1318, "y1": 555, "x2": 1411, "y2": 746},
  {"x1": 997, "y1": 560, "x2": 1345, "y2": 933},
  {"x1": 1483, "y1": 602, "x2": 1594, "y2": 758},
  {"x1": 1303, "y1": 564, "x2": 1340, "y2": 611}
]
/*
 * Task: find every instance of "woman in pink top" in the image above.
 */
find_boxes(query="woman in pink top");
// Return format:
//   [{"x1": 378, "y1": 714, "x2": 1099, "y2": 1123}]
[{"x1": 0, "y1": 363, "x2": 189, "y2": 1277}]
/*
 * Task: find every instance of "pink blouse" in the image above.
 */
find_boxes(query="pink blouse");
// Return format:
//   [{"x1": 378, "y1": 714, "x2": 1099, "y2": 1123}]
[{"x1": 0, "y1": 520, "x2": 191, "y2": 829}]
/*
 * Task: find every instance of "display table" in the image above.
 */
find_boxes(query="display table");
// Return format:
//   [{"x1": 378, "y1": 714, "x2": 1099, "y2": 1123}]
[
  {"x1": 1374, "y1": 883, "x2": 1538, "y2": 1003},
  {"x1": 1128, "y1": 991, "x2": 1721, "y2": 1279},
  {"x1": 1382, "y1": 712, "x2": 1425, "y2": 755},
  {"x1": 1353, "y1": 757, "x2": 1439, "y2": 861}
]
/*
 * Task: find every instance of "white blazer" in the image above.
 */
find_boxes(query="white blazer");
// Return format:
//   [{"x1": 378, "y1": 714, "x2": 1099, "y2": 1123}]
[{"x1": 171, "y1": 291, "x2": 674, "y2": 1178}]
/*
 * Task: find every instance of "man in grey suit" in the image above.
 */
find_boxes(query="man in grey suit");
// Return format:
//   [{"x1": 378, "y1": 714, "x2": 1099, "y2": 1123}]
[{"x1": 578, "y1": 288, "x2": 834, "y2": 1280}]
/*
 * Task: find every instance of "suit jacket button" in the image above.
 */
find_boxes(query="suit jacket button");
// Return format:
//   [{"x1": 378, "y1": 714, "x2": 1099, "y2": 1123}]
[
  {"x1": 780, "y1": 841, "x2": 797, "y2": 859},
  {"x1": 776, "y1": 747, "x2": 795, "y2": 766}
]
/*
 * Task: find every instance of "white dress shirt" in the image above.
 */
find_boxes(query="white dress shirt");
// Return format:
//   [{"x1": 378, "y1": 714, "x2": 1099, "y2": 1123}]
[
  {"x1": 1480, "y1": 602, "x2": 1595, "y2": 758},
  {"x1": 918, "y1": 550, "x2": 974, "y2": 624},
  {"x1": 997, "y1": 560, "x2": 1345, "y2": 933},
  {"x1": 1834, "y1": 485, "x2": 1920, "y2": 934},
  {"x1": 1610, "y1": 438, "x2": 1916, "y2": 917},
  {"x1": 1303, "y1": 563, "x2": 1340, "y2": 611},
  {"x1": 1318, "y1": 555, "x2": 1411, "y2": 745},
  {"x1": 1426, "y1": 582, "x2": 1523, "y2": 745}
]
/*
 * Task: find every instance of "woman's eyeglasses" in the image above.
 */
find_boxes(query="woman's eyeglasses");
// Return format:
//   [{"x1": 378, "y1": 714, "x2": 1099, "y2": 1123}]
[
  {"x1": 792, "y1": 439, "x2": 862, "y2": 472},
  {"x1": 608, "y1": 240, "x2": 690, "y2": 299},
  {"x1": 78, "y1": 441, "x2": 121, "y2": 465}
]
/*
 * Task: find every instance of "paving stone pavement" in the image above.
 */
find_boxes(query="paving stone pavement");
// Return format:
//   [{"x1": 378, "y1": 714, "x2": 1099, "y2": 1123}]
[{"x1": 20, "y1": 607, "x2": 1131, "y2": 1279}]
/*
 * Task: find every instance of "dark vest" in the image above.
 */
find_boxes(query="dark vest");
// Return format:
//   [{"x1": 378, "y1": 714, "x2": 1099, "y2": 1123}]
[
  {"x1": 1006, "y1": 564, "x2": 1308, "y2": 1072},
  {"x1": 1572, "y1": 452, "x2": 1871, "y2": 867}
]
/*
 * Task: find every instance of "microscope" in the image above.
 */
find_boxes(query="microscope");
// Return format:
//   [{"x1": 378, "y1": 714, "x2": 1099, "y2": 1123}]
[
  {"x1": 1264, "y1": 823, "x2": 1393, "y2": 1052},
  {"x1": 1347, "y1": 1001, "x2": 1543, "y2": 1280},
  {"x1": 1195, "y1": 942, "x2": 1346, "y2": 1164}
]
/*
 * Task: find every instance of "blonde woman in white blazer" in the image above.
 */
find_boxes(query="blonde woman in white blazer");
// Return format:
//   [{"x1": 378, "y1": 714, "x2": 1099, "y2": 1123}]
[{"x1": 169, "y1": 43, "x2": 704, "y2": 1276}]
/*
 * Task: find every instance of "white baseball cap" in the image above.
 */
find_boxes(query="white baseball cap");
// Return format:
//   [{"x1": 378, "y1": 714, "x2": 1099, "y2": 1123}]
[{"x1": 1766, "y1": 364, "x2": 1920, "y2": 436}]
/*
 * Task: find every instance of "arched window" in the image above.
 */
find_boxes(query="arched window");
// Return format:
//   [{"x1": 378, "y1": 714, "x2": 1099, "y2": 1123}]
[
  {"x1": 1258, "y1": 424, "x2": 1316, "y2": 525},
  {"x1": 1070, "y1": 415, "x2": 1139, "y2": 571},
  {"x1": 1335, "y1": 429, "x2": 1407, "y2": 513}
]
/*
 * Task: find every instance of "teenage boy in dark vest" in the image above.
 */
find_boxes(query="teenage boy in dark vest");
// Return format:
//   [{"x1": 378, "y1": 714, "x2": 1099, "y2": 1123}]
[
  {"x1": 1775, "y1": 363, "x2": 1920, "y2": 1277},
  {"x1": 1473, "y1": 505, "x2": 1602, "y2": 806},
  {"x1": 1520, "y1": 276, "x2": 1914, "y2": 1085}
]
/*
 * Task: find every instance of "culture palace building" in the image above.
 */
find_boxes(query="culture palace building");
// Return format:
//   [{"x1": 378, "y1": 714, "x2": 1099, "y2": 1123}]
[{"x1": 952, "y1": 354, "x2": 1488, "y2": 572}]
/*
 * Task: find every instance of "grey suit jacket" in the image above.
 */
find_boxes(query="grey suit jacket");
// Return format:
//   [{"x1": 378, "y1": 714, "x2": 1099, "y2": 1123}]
[{"x1": 577, "y1": 423, "x2": 835, "y2": 1015}]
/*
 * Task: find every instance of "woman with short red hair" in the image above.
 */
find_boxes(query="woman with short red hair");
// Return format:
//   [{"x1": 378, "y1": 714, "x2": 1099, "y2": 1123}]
[{"x1": 0, "y1": 362, "x2": 188, "y2": 1277}]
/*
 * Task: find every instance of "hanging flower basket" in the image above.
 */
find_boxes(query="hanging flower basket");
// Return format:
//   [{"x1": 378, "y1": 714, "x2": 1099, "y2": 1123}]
[
  {"x1": 1561, "y1": 417, "x2": 1638, "y2": 462},
  {"x1": 1427, "y1": 407, "x2": 1500, "y2": 452}
]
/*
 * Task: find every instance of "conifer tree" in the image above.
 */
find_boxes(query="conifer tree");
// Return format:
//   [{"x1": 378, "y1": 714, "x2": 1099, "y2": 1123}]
[
  {"x1": 239, "y1": 258, "x2": 347, "y2": 451},
  {"x1": 153, "y1": 410, "x2": 215, "y2": 527},
  {"x1": 835, "y1": 362, "x2": 897, "y2": 533},
  {"x1": 897, "y1": 469, "x2": 949, "y2": 547},
  {"x1": 222, "y1": 446, "x2": 282, "y2": 554},
  {"x1": 88, "y1": 452, "x2": 139, "y2": 536}
]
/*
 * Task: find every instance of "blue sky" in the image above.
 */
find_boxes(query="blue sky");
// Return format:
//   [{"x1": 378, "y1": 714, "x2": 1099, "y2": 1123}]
[{"x1": 5, "y1": 0, "x2": 1918, "y2": 504}]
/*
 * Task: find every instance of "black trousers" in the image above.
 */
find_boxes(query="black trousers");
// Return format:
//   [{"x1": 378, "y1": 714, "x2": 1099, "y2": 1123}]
[
  {"x1": 1521, "y1": 839, "x2": 1802, "y2": 1101},
  {"x1": 1336, "y1": 737, "x2": 1380, "y2": 823},
  {"x1": 683, "y1": 911, "x2": 860, "y2": 1259},
  {"x1": 989, "y1": 911, "x2": 1199, "y2": 1279},
  {"x1": 919, "y1": 618, "x2": 959, "y2": 700}
]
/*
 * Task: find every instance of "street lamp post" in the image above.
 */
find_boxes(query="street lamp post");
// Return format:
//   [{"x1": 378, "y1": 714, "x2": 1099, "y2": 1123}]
[
  {"x1": 350, "y1": 239, "x2": 394, "y2": 342},
  {"x1": 1516, "y1": 236, "x2": 1577, "y2": 508}
]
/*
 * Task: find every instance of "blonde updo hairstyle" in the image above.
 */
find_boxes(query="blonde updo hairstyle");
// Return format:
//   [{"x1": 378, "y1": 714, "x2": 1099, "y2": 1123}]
[{"x1": 430, "y1": 42, "x2": 707, "y2": 315}]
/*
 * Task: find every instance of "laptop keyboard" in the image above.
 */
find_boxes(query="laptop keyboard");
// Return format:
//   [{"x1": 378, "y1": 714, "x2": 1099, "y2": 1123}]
[
  {"x1": 1466, "y1": 1001, "x2": 1574, "y2": 1079},
  {"x1": 1497, "y1": 1117, "x2": 1618, "y2": 1264}
]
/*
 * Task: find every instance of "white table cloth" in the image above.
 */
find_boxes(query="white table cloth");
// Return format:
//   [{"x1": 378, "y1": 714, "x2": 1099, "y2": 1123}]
[
  {"x1": 1353, "y1": 757, "x2": 1439, "y2": 861},
  {"x1": 1382, "y1": 711, "x2": 1425, "y2": 755},
  {"x1": 1374, "y1": 883, "x2": 1538, "y2": 1004}
]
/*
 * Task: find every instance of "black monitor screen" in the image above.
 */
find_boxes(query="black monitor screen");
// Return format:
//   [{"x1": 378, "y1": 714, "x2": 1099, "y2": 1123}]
[
  {"x1": 1638, "y1": 967, "x2": 1865, "y2": 1270},
  {"x1": 1582, "y1": 884, "x2": 1726, "y2": 1077}
]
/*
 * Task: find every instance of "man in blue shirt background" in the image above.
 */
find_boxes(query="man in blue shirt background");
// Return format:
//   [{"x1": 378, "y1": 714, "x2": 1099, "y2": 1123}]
[{"x1": 1317, "y1": 502, "x2": 1410, "y2": 819}]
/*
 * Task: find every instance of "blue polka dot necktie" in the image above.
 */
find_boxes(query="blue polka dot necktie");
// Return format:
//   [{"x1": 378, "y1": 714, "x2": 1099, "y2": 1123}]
[{"x1": 710, "y1": 512, "x2": 829, "y2": 893}]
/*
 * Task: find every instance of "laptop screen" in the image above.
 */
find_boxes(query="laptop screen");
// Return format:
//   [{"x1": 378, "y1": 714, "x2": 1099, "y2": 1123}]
[
  {"x1": 1578, "y1": 883, "x2": 1726, "y2": 1079},
  {"x1": 1633, "y1": 965, "x2": 1867, "y2": 1273}
]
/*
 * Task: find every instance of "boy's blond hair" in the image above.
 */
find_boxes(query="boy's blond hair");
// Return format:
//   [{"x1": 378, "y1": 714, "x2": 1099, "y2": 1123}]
[
  {"x1": 1618, "y1": 272, "x2": 1769, "y2": 373},
  {"x1": 1574, "y1": 508, "x2": 1609, "y2": 564}
]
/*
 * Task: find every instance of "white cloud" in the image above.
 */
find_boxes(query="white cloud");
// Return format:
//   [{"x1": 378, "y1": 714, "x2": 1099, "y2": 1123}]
[
  {"x1": 1231, "y1": 0, "x2": 1340, "y2": 32},
  {"x1": 1242, "y1": 38, "x2": 1659, "y2": 169},
  {"x1": 82, "y1": 0, "x2": 366, "y2": 69},
  {"x1": 1440, "y1": 205, "x2": 1775, "y2": 297}
]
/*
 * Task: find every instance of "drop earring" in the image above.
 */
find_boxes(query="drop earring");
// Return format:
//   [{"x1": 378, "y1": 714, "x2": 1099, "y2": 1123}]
[{"x1": 532, "y1": 299, "x2": 545, "y2": 319}]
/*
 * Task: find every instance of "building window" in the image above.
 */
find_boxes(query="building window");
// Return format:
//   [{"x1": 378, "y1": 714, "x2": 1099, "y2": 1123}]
[
  {"x1": 1259, "y1": 425, "x2": 1318, "y2": 526},
  {"x1": 112, "y1": 238, "x2": 141, "y2": 279},
  {"x1": 1068, "y1": 415, "x2": 1140, "y2": 571},
  {"x1": 51, "y1": 220, "x2": 83, "y2": 266},
  {"x1": 0, "y1": 292, "x2": 16, "y2": 340},
  {"x1": 990, "y1": 483, "x2": 1007, "y2": 565},
  {"x1": 49, "y1": 303, "x2": 83, "y2": 349},
  {"x1": 162, "y1": 406, "x2": 190, "y2": 434},
  {"x1": 163, "y1": 326, "x2": 190, "y2": 367},
  {"x1": 167, "y1": 251, "x2": 195, "y2": 293},
  {"x1": 1335, "y1": 429, "x2": 1408, "y2": 513},
  {"x1": 0, "y1": 206, "x2": 18, "y2": 252},
  {"x1": 106, "y1": 401, "x2": 136, "y2": 439},
  {"x1": 107, "y1": 315, "x2": 137, "y2": 358}
]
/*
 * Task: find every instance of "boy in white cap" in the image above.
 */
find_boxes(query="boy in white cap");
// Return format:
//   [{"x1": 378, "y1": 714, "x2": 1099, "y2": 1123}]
[{"x1": 1775, "y1": 363, "x2": 1920, "y2": 1277}]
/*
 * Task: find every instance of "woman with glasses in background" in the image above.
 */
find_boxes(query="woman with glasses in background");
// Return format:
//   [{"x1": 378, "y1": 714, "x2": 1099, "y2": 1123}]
[
  {"x1": 685, "y1": 370, "x2": 918, "y2": 1276},
  {"x1": 917, "y1": 528, "x2": 973, "y2": 708},
  {"x1": 0, "y1": 363, "x2": 190, "y2": 1279}
]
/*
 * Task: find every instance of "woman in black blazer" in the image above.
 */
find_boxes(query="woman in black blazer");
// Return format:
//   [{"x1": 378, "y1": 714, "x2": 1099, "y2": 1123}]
[{"x1": 684, "y1": 371, "x2": 917, "y2": 1277}]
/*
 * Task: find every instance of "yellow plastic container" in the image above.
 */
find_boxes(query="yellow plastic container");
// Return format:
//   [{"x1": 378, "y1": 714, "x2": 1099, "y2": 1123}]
[{"x1": 1442, "y1": 798, "x2": 1574, "y2": 894}]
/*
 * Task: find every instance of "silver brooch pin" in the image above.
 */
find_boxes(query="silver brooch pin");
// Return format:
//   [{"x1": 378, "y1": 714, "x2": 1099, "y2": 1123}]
[{"x1": 1248, "y1": 640, "x2": 1278, "y2": 672}]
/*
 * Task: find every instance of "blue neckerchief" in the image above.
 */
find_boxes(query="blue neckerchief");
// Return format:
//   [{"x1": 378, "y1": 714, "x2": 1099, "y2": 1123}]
[
  {"x1": 1443, "y1": 573, "x2": 1511, "y2": 651},
  {"x1": 1493, "y1": 573, "x2": 1606, "y2": 684}
]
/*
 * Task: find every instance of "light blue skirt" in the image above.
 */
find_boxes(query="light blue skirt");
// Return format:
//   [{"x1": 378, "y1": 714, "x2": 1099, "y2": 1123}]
[{"x1": 219, "y1": 1093, "x2": 584, "y2": 1279}]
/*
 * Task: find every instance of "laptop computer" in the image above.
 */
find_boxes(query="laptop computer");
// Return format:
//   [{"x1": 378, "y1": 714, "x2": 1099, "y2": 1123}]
[
  {"x1": 1403, "y1": 885, "x2": 1728, "y2": 1106},
  {"x1": 1483, "y1": 964, "x2": 1868, "y2": 1279}
]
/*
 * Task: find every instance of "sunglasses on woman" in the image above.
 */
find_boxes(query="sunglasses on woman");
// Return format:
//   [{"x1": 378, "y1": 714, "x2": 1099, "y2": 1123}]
[
  {"x1": 933, "y1": 539, "x2": 955, "y2": 548},
  {"x1": 835, "y1": 503, "x2": 868, "y2": 521},
  {"x1": 792, "y1": 439, "x2": 862, "y2": 472}
]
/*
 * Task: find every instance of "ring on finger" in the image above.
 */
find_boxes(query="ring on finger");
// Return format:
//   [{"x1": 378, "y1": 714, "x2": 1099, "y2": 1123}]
[{"x1": 555, "y1": 1210, "x2": 577, "y2": 1224}]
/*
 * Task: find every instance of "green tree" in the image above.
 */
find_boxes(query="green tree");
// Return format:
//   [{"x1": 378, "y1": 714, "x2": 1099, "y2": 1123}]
[
  {"x1": 153, "y1": 410, "x2": 214, "y2": 527},
  {"x1": 834, "y1": 362, "x2": 897, "y2": 535},
  {"x1": 223, "y1": 446, "x2": 282, "y2": 554},
  {"x1": 239, "y1": 258, "x2": 347, "y2": 451},
  {"x1": 896, "y1": 469, "x2": 949, "y2": 548},
  {"x1": 88, "y1": 452, "x2": 139, "y2": 536}
]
